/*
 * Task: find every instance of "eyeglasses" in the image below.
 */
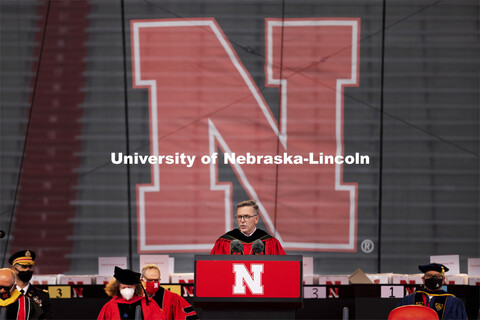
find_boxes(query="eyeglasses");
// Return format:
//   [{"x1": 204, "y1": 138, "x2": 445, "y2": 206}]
[
  {"x1": 0, "y1": 285, "x2": 13, "y2": 291},
  {"x1": 143, "y1": 277, "x2": 160, "y2": 282},
  {"x1": 424, "y1": 275, "x2": 443, "y2": 280},
  {"x1": 235, "y1": 215, "x2": 258, "y2": 221}
]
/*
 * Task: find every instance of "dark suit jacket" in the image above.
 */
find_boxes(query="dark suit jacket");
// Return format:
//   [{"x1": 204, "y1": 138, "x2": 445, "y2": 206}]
[{"x1": 25, "y1": 285, "x2": 52, "y2": 319}]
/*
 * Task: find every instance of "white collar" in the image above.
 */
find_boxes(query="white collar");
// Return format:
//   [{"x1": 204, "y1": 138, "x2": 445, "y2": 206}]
[
  {"x1": 241, "y1": 227, "x2": 256, "y2": 237},
  {"x1": 16, "y1": 283, "x2": 30, "y2": 294}
]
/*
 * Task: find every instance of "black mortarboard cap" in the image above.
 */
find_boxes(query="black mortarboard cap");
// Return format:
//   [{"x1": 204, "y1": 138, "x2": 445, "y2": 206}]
[
  {"x1": 113, "y1": 266, "x2": 141, "y2": 285},
  {"x1": 418, "y1": 263, "x2": 449, "y2": 274},
  {"x1": 9, "y1": 250, "x2": 36, "y2": 266}
]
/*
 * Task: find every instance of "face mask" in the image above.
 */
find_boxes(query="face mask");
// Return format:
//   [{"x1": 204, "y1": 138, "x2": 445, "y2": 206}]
[
  {"x1": 424, "y1": 277, "x2": 443, "y2": 290},
  {"x1": 145, "y1": 281, "x2": 159, "y2": 296},
  {"x1": 0, "y1": 286, "x2": 13, "y2": 300},
  {"x1": 17, "y1": 270, "x2": 33, "y2": 283},
  {"x1": 120, "y1": 287, "x2": 135, "y2": 301}
]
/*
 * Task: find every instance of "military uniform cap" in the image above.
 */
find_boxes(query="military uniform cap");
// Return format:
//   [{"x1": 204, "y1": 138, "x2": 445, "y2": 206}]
[
  {"x1": 9, "y1": 250, "x2": 36, "y2": 266},
  {"x1": 114, "y1": 266, "x2": 141, "y2": 285},
  {"x1": 418, "y1": 263, "x2": 449, "y2": 274}
]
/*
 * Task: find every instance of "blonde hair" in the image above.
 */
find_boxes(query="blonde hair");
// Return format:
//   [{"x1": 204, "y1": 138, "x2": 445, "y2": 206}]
[{"x1": 104, "y1": 278, "x2": 143, "y2": 298}]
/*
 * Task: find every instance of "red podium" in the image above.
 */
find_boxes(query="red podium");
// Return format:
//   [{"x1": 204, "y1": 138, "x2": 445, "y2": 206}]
[{"x1": 194, "y1": 255, "x2": 303, "y2": 319}]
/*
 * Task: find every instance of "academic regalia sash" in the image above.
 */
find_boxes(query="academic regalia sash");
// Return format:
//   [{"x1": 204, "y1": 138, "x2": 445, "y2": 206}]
[{"x1": 414, "y1": 291, "x2": 448, "y2": 320}]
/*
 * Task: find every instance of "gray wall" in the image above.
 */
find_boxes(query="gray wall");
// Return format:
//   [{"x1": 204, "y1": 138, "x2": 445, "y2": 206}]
[{"x1": 1, "y1": 0, "x2": 478, "y2": 275}]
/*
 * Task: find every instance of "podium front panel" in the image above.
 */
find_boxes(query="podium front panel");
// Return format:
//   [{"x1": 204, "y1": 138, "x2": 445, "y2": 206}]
[{"x1": 194, "y1": 255, "x2": 303, "y2": 303}]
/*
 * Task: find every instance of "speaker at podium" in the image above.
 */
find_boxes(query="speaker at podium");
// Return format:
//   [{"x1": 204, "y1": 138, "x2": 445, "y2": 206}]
[{"x1": 194, "y1": 255, "x2": 303, "y2": 319}]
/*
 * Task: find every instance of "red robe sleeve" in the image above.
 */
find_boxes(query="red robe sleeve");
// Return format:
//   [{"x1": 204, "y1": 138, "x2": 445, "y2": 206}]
[
  {"x1": 163, "y1": 289, "x2": 198, "y2": 320},
  {"x1": 265, "y1": 237, "x2": 286, "y2": 255},
  {"x1": 141, "y1": 297, "x2": 167, "y2": 319},
  {"x1": 97, "y1": 299, "x2": 120, "y2": 320},
  {"x1": 210, "y1": 238, "x2": 231, "y2": 254}
]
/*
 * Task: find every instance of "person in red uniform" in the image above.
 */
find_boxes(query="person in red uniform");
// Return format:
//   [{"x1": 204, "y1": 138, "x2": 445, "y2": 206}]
[
  {"x1": 141, "y1": 264, "x2": 198, "y2": 320},
  {"x1": 211, "y1": 200, "x2": 286, "y2": 255},
  {"x1": 97, "y1": 266, "x2": 165, "y2": 320}
]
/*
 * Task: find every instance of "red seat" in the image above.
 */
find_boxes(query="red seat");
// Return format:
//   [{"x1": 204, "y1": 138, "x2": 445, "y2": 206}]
[{"x1": 388, "y1": 305, "x2": 439, "y2": 320}]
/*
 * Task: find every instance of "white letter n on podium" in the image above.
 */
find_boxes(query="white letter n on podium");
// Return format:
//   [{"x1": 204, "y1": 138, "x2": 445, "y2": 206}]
[{"x1": 233, "y1": 264, "x2": 264, "y2": 295}]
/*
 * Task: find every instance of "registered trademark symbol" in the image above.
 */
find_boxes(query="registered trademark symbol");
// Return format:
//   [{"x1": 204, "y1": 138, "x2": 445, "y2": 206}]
[{"x1": 361, "y1": 239, "x2": 374, "y2": 253}]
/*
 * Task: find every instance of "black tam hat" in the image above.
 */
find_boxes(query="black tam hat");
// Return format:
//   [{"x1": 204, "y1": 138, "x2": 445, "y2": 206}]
[
  {"x1": 114, "y1": 266, "x2": 141, "y2": 285},
  {"x1": 418, "y1": 263, "x2": 449, "y2": 275}
]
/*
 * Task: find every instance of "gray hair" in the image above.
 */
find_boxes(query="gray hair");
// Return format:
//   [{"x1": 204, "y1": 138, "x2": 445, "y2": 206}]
[{"x1": 141, "y1": 264, "x2": 161, "y2": 279}]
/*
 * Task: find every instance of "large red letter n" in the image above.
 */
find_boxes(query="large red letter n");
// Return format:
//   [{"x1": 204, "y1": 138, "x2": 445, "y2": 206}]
[{"x1": 131, "y1": 18, "x2": 360, "y2": 252}]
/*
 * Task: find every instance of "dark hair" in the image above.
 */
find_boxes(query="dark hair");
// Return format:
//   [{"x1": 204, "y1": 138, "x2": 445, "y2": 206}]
[
  {"x1": 104, "y1": 278, "x2": 144, "y2": 298},
  {"x1": 236, "y1": 200, "x2": 259, "y2": 215}
]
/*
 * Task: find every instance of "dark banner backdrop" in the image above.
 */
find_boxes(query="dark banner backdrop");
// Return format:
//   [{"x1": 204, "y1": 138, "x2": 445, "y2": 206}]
[{"x1": 0, "y1": 0, "x2": 478, "y2": 276}]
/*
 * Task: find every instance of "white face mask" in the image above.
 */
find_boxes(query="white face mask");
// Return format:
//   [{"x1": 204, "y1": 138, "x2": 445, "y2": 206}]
[{"x1": 120, "y1": 287, "x2": 135, "y2": 301}]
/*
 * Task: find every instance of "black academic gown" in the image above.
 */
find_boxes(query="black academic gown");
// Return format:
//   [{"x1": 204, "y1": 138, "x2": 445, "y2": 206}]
[
  {"x1": 0, "y1": 290, "x2": 43, "y2": 320},
  {"x1": 397, "y1": 288, "x2": 467, "y2": 320}
]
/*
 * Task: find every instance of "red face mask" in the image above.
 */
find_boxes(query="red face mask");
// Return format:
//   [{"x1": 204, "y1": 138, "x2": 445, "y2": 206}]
[{"x1": 145, "y1": 281, "x2": 160, "y2": 296}]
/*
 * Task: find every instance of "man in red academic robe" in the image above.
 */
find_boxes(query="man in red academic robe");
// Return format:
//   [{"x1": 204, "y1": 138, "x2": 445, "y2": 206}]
[
  {"x1": 141, "y1": 265, "x2": 198, "y2": 320},
  {"x1": 97, "y1": 267, "x2": 165, "y2": 320},
  {"x1": 211, "y1": 200, "x2": 286, "y2": 255}
]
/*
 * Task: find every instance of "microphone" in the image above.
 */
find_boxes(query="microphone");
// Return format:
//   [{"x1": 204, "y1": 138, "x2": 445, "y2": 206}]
[
  {"x1": 231, "y1": 240, "x2": 244, "y2": 255},
  {"x1": 252, "y1": 239, "x2": 265, "y2": 255}
]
